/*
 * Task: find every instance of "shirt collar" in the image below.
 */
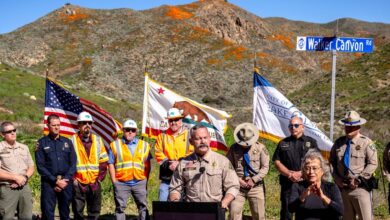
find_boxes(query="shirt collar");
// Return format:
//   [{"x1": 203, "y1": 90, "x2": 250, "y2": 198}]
[
  {"x1": 1, "y1": 140, "x2": 20, "y2": 149},
  {"x1": 122, "y1": 137, "x2": 138, "y2": 145}
]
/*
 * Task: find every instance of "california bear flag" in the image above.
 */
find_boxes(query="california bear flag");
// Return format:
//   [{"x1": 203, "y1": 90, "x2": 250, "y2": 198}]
[{"x1": 142, "y1": 74, "x2": 231, "y2": 152}]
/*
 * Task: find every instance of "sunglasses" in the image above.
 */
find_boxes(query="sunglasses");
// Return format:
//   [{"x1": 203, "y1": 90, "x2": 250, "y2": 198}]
[
  {"x1": 2, "y1": 128, "x2": 16, "y2": 134},
  {"x1": 124, "y1": 128, "x2": 137, "y2": 133},
  {"x1": 168, "y1": 118, "x2": 181, "y2": 123},
  {"x1": 80, "y1": 121, "x2": 93, "y2": 125},
  {"x1": 288, "y1": 123, "x2": 301, "y2": 129}
]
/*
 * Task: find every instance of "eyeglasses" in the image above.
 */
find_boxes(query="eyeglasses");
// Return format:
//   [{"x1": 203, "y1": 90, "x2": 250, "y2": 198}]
[
  {"x1": 288, "y1": 123, "x2": 301, "y2": 129},
  {"x1": 304, "y1": 166, "x2": 321, "y2": 172},
  {"x1": 80, "y1": 121, "x2": 93, "y2": 125},
  {"x1": 2, "y1": 129, "x2": 16, "y2": 134},
  {"x1": 124, "y1": 128, "x2": 137, "y2": 133},
  {"x1": 168, "y1": 118, "x2": 181, "y2": 123}
]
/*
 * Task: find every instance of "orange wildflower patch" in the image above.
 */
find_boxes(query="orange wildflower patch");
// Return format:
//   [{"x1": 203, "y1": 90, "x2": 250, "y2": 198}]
[
  {"x1": 207, "y1": 58, "x2": 222, "y2": 66},
  {"x1": 320, "y1": 62, "x2": 332, "y2": 72},
  {"x1": 223, "y1": 40, "x2": 234, "y2": 46},
  {"x1": 354, "y1": 53, "x2": 363, "y2": 58},
  {"x1": 268, "y1": 34, "x2": 294, "y2": 50},
  {"x1": 224, "y1": 46, "x2": 248, "y2": 60},
  {"x1": 83, "y1": 58, "x2": 92, "y2": 67},
  {"x1": 256, "y1": 52, "x2": 269, "y2": 58},
  {"x1": 60, "y1": 9, "x2": 89, "y2": 23},
  {"x1": 166, "y1": 6, "x2": 193, "y2": 20}
]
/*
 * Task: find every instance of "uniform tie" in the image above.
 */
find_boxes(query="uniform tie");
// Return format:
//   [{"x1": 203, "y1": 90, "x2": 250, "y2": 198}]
[
  {"x1": 243, "y1": 149, "x2": 257, "y2": 177},
  {"x1": 343, "y1": 139, "x2": 351, "y2": 170}
]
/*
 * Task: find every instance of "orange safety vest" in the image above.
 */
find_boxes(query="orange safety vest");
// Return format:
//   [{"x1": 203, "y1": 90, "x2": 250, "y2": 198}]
[
  {"x1": 110, "y1": 139, "x2": 150, "y2": 181},
  {"x1": 70, "y1": 134, "x2": 108, "y2": 184}
]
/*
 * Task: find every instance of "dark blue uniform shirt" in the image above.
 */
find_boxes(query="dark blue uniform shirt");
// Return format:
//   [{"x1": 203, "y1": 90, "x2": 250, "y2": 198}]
[{"x1": 35, "y1": 135, "x2": 77, "y2": 184}]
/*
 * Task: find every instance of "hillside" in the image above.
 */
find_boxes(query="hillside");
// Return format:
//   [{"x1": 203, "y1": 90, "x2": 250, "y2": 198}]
[{"x1": 0, "y1": 0, "x2": 389, "y2": 141}]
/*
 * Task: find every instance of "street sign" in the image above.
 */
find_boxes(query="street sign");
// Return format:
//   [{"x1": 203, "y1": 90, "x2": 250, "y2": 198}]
[{"x1": 296, "y1": 36, "x2": 374, "y2": 53}]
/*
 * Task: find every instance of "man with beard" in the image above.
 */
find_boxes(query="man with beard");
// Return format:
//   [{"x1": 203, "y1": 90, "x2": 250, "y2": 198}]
[
  {"x1": 70, "y1": 111, "x2": 109, "y2": 220},
  {"x1": 329, "y1": 111, "x2": 377, "y2": 220},
  {"x1": 272, "y1": 115, "x2": 319, "y2": 220},
  {"x1": 36, "y1": 114, "x2": 77, "y2": 220},
  {"x1": 169, "y1": 124, "x2": 239, "y2": 209},
  {"x1": 155, "y1": 108, "x2": 194, "y2": 201}
]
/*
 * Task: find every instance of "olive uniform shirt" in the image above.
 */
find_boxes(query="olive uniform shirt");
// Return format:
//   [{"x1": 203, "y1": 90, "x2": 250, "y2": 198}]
[
  {"x1": 170, "y1": 150, "x2": 239, "y2": 202},
  {"x1": 0, "y1": 141, "x2": 34, "y2": 183},
  {"x1": 330, "y1": 134, "x2": 377, "y2": 182},
  {"x1": 227, "y1": 142, "x2": 269, "y2": 183}
]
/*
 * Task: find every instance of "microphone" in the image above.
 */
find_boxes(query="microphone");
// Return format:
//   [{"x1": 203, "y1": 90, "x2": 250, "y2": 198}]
[{"x1": 199, "y1": 167, "x2": 205, "y2": 174}]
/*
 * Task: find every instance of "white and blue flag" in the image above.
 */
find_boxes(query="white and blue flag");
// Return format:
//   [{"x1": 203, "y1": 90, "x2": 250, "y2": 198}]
[{"x1": 252, "y1": 69, "x2": 333, "y2": 151}]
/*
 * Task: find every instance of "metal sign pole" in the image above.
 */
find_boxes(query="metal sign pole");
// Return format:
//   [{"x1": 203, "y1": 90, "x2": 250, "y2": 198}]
[{"x1": 330, "y1": 49, "x2": 337, "y2": 141}]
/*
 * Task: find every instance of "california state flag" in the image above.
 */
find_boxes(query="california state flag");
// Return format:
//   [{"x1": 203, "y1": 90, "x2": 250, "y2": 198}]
[{"x1": 142, "y1": 74, "x2": 231, "y2": 152}]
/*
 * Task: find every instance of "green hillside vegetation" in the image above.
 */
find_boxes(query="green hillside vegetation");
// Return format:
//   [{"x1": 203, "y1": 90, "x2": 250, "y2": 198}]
[
  {"x1": 1, "y1": 64, "x2": 389, "y2": 219},
  {"x1": 288, "y1": 43, "x2": 390, "y2": 142}
]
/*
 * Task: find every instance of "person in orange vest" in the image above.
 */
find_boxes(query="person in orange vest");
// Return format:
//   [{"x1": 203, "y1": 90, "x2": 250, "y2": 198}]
[
  {"x1": 155, "y1": 108, "x2": 194, "y2": 201},
  {"x1": 108, "y1": 119, "x2": 152, "y2": 220},
  {"x1": 70, "y1": 111, "x2": 109, "y2": 220}
]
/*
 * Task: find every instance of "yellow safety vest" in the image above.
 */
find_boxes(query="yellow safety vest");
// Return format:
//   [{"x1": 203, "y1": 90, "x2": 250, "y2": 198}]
[
  {"x1": 110, "y1": 139, "x2": 150, "y2": 181},
  {"x1": 154, "y1": 128, "x2": 193, "y2": 164},
  {"x1": 70, "y1": 134, "x2": 108, "y2": 184}
]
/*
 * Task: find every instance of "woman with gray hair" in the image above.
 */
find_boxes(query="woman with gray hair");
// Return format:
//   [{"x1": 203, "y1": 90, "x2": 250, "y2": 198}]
[{"x1": 288, "y1": 151, "x2": 344, "y2": 220}]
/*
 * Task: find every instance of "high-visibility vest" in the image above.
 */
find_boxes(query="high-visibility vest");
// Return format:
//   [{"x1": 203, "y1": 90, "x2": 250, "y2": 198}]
[
  {"x1": 154, "y1": 128, "x2": 193, "y2": 164},
  {"x1": 110, "y1": 139, "x2": 150, "y2": 181},
  {"x1": 70, "y1": 134, "x2": 108, "y2": 184}
]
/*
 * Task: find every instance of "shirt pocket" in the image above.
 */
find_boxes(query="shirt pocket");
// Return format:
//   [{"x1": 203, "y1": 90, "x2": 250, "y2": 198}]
[
  {"x1": 206, "y1": 169, "x2": 223, "y2": 196},
  {"x1": 183, "y1": 169, "x2": 196, "y2": 183},
  {"x1": 350, "y1": 150, "x2": 365, "y2": 167},
  {"x1": 250, "y1": 158, "x2": 260, "y2": 172},
  {"x1": 0, "y1": 152, "x2": 12, "y2": 165}
]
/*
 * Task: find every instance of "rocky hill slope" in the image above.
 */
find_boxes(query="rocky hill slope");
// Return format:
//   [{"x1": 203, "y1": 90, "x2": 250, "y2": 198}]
[{"x1": 0, "y1": 0, "x2": 389, "y2": 140}]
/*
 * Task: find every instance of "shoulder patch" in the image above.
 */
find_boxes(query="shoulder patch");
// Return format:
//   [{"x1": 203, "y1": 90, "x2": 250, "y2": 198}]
[{"x1": 369, "y1": 143, "x2": 376, "y2": 152}]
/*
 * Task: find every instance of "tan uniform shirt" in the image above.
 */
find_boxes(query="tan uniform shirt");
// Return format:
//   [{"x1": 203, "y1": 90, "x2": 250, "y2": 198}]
[
  {"x1": 227, "y1": 142, "x2": 270, "y2": 183},
  {"x1": 170, "y1": 150, "x2": 239, "y2": 202},
  {"x1": 0, "y1": 141, "x2": 34, "y2": 177},
  {"x1": 329, "y1": 134, "x2": 377, "y2": 181}
]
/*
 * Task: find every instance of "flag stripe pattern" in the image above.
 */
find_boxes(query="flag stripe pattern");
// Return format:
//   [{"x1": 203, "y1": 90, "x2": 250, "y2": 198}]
[{"x1": 44, "y1": 78, "x2": 122, "y2": 147}]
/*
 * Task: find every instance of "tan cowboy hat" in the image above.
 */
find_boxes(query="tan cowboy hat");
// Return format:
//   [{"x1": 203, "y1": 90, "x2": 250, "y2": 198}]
[
  {"x1": 234, "y1": 123, "x2": 259, "y2": 147},
  {"x1": 338, "y1": 110, "x2": 367, "y2": 126}
]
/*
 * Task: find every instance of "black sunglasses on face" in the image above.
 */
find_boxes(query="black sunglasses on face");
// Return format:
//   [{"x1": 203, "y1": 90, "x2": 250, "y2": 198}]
[
  {"x1": 2, "y1": 129, "x2": 16, "y2": 134},
  {"x1": 124, "y1": 128, "x2": 137, "y2": 133},
  {"x1": 81, "y1": 121, "x2": 93, "y2": 125},
  {"x1": 168, "y1": 118, "x2": 181, "y2": 123},
  {"x1": 288, "y1": 123, "x2": 301, "y2": 129}
]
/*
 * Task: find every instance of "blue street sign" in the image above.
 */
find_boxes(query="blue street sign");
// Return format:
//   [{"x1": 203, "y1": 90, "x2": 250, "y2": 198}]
[{"x1": 296, "y1": 36, "x2": 374, "y2": 53}]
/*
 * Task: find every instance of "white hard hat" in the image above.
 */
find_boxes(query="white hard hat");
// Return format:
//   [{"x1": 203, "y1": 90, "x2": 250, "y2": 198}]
[
  {"x1": 123, "y1": 119, "x2": 137, "y2": 129},
  {"x1": 166, "y1": 108, "x2": 184, "y2": 119},
  {"x1": 77, "y1": 111, "x2": 94, "y2": 122}
]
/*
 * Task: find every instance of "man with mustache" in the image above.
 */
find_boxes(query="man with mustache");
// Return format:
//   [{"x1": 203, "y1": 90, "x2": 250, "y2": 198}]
[
  {"x1": 70, "y1": 111, "x2": 109, "y2": 220},
  {"x1": 169, "y1": 124, "x2": 239, "y2": 209}
]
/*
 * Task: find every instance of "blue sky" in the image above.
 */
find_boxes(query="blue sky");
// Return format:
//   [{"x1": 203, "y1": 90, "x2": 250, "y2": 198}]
[{"x1": 1, "y1": 0, "x2": 389, "y2": 34}]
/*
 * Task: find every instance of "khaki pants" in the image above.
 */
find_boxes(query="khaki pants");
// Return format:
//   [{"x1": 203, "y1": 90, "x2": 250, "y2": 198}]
[
  {"x1": 229, "y1": 185, "x2": 265, "y2": 220},
  {"x1": 0, "y1": 184, "x2": 32, "y2": 220},
  {"x1": 341, "y1": 187, "x2": 372, "y2": 220}
]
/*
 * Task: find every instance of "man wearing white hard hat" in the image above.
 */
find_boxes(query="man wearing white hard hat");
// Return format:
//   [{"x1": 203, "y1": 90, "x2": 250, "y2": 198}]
[
  {"x1": 108, "y1": 119, "x2": 151, "y2": 220},
  {"x1": 329, "y1": 110, "x2": 378, "y2": 220},
  {"x1": 70, "y1": 111, "x2": 109, "y2": 220},
  {"x1": 227, "y1": 123, "x2": 269, "y2": 220},
  {"x1": 155, "y1": 107, "x2": 194, "y2": 201}
]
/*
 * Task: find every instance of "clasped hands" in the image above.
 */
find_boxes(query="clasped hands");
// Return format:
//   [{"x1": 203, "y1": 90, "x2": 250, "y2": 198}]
[
  {"x1": 54, "y1": 178, "x2": 69, "y2": 192},
  {"x1": 10, "y1": 174, "x2": 28, "y2": 189},
  {"x1": 239, "y1": 177, "x2": 255, "y2": 189}
]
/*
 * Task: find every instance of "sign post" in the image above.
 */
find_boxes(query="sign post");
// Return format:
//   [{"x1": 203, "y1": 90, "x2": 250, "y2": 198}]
[{"x1": 296, "y1": 36, "x2": 374, "y2": 141}]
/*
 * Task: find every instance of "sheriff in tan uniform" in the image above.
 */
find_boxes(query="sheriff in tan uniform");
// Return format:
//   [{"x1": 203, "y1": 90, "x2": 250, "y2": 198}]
[
  {"x1": 329, "y1": 111, "x2": 377, "y2": 220},
  {"x1": 169, "y1": 124, "x2": 239, "y2": 209},
  {"x1": 227, "y1": 123, "x2": 269, "y2": 220}
]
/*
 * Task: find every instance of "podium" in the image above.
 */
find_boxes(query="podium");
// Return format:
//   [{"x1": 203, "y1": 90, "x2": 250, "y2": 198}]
[{"x1": 153, "y1": 201, "x2": 225, "y2": 220}]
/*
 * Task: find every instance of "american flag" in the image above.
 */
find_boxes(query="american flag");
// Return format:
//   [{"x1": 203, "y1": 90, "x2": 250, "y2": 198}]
[{"x1": 44, "y1": 78, "x2": 122, "y2": 147}]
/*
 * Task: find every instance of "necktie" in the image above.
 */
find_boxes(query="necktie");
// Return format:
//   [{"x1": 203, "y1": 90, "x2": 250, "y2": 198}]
[{"x1": 343, "y1": 139, "x2": 351, "y2": 170}]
